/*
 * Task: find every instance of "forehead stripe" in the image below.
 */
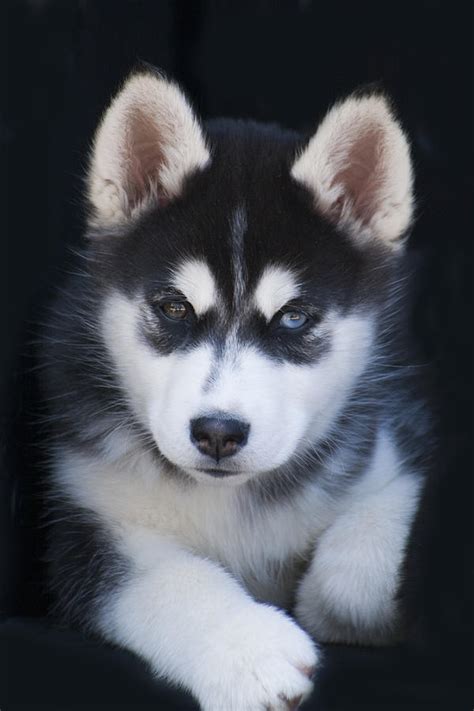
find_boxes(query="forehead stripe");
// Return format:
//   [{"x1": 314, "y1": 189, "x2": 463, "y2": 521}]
[
  {"x1": 171, "y1": 259, "x2": 217, "y2": 316},
  {"x1": 230, "y1": 204, "x2": 248, "y2": 306},
  {"x1": 253, "y1": 266, "x2": 300, "y2": 321}
]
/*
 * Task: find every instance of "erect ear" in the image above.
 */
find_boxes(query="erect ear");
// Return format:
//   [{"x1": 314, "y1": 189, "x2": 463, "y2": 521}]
[
  {"x1": 87, "y1": 70, "x2": 210, "y2": 226},
  {"x1": 291, "y1": 93, "x2": 413, "y2": 249}
]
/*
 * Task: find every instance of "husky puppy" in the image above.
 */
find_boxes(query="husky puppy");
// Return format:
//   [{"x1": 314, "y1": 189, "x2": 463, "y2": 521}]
[{"x1": 42, "y1": 69, "x2": 431, "y2": 710}]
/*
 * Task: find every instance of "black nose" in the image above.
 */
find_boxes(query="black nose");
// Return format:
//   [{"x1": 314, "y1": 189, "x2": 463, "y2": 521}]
[{"x1": 190, "y1": 415, "x2": 250, "y2": 461}]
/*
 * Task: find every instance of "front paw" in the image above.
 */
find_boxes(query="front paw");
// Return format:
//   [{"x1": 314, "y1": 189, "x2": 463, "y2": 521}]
[{"x1": 195, "y1": 603, "x2": 318, "y2": 711}]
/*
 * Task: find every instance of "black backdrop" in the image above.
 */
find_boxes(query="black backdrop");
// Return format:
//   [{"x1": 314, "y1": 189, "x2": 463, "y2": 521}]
[{"x1": 0, "y1": 1, "x2": 472, "y2": 709}]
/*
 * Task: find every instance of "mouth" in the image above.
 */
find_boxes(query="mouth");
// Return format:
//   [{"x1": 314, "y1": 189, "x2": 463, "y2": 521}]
[
  {"x1": 195, "y1": 467, "x2": 243, "y2": 478},
  {"x1": 157, "y1": 448, "x2": 246, "y2": 480}
]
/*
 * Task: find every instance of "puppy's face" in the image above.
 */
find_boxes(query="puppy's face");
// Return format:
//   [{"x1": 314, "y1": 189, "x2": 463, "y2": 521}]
[{"x1": 88, "y1": 72, "x2": 412, "y2": 484}]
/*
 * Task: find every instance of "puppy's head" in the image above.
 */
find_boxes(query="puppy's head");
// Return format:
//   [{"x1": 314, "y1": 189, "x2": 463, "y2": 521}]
[{"x1": 86, "y1": 70, "x2": 413, "y2": 485}]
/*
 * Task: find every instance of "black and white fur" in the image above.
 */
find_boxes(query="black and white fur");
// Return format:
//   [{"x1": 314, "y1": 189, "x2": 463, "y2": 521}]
[{"x1": 42, "y1": 69, "x2": 432, "y2": 710}]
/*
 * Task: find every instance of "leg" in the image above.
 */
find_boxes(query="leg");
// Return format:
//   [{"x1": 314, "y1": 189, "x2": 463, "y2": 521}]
[
  {"x1": 295, "y1": 473, "x2": 422, "y2": 645},
  {"x1": 54, "y1": 518, "x2": 318, "y2": 711}
]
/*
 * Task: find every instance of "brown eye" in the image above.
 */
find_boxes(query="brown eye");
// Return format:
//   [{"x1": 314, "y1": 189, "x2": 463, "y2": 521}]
[{"x1": 160, "y1": 301, "x2": 191, "y2": 321}]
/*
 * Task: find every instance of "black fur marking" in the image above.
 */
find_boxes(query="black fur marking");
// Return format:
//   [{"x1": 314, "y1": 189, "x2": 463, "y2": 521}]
[
  {"x1": 46, "y1": 502, "x2": 131, "y2": 632},
  {"x1": 86, "y1": 120, "x2": 392, "y2": 368}
]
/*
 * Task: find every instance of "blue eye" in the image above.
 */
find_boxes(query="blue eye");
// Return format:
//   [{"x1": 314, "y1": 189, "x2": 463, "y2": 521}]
[{"x1": 279, "y1": 310, "x2": 309, "y2": 330}]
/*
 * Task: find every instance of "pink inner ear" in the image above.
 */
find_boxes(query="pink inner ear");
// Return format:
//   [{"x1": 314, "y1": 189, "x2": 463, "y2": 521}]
[
  {"x1": 329, "y1": 125, "x2": 386, "y2": 226},
  {"x1": 125, "y1": 109, "x2": 166, "y2": 212}
]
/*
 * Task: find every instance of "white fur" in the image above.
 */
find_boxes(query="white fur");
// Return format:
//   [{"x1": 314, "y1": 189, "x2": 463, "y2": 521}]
[
  {"x1": 171, "y1": 259, "x2": 218, "y2": 316},
  {"x1": 55, "y1": 446, "x2": 338, "y2": 606},
  {"x1": 55, "y1": 446, "x2": 324, "y2": 709},
  {"x1": 99, "y1": 528, "x2": 317, "y2": 711},
  {"x1": 54, "y1": 421, "x2": 421, "y2": 706},
  {"x1": 253, "y1": 266, "x2": 300, "y2": 321},
  {"x1": 291, "y1": 94, "x2": 413, "y2": 247},
  {"x1": 99, "y1": 291, "x2": 374, "y2": 480},
  {"x1": 88, "y1": 72, "x2": 210, "y2": 225}
]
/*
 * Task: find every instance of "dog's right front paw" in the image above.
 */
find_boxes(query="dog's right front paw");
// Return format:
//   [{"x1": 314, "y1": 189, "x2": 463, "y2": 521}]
[{"x1": 194, "y1": 603, "x2": 318, "y2": 711}]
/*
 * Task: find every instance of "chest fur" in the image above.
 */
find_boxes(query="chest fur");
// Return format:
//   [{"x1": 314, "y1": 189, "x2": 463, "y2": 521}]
[{"x1": 56, "y1": 447, "x2": 338, "y2": 604}]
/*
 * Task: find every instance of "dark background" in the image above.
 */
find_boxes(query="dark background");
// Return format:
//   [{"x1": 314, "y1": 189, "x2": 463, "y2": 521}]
[{"x1": 0, "y1": 1, "x2": 472, "y2": 708}]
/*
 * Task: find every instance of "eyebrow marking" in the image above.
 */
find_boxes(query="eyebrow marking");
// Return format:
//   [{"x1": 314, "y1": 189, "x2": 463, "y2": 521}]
[
  {"x1": 171, "y1": 259, "x2": 218, "y2": 316},
  {"x1": 253, "y1": 265, "x2": 300, "y2": 320},
  {"x1": 230, "y1": 204, "x2": 248, "y2": 307}
]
